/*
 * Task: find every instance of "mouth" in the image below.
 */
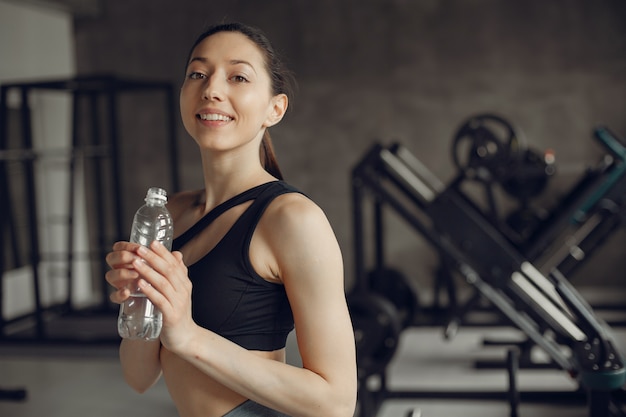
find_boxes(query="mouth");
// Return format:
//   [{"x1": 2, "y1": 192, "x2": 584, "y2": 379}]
[{"x1": 197, "y1": 113, "x2": 233, "y2": 122}]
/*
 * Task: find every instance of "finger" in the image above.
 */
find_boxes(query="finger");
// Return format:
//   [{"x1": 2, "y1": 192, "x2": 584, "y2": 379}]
[
  {"x1": 105, "y1": 269, "x2": 139, "y2": 291},
  {"x1": 135, "y1": 277, "x2": 171, "y2": 314},
  {"x1": 136, "y1": 242, "x2": 176, "y2": 275},
  {"x1": 172, "y1": 251, "x2": 184, "y2": 263},
  {"x1": 149, "y1": 240, "x2": 175, "y2": 261},
  {"x1": 106, "y1": 241, "x2": 142, "y2": 269},
  {"x1": 106, "y1": 250, "x2": 141, "y2": 269},
  {"x1": 132, "y1": 256, "x2": 171, "y2": 293},
  {"x1": 109, "y1": 287, "x2": 131, "y2": 304},
  {"x1": 147, "y1": 247, "x2": 189, "y2": 287},
  {"x1": 112, "y1": 241, "x2": 142, "y2": 252}
]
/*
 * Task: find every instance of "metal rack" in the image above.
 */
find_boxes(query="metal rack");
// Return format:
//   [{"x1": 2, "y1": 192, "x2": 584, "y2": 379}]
[{"x1": 0, "y1": 75, "x2": 179, "y2": 344}]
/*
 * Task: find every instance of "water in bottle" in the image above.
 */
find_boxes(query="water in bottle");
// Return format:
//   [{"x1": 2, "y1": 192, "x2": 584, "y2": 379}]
[{"x1": 117, "y1": 187, "x2": 174, "y2": 340}]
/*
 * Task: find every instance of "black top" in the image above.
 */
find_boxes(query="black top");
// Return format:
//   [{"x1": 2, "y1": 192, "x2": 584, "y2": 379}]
[{"x1": 172, "y1": 181, "x2": 303, "y2": 351}]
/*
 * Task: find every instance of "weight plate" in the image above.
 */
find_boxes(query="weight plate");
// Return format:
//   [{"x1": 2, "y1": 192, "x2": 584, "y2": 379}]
[
  {"x1": 452, "y1": 114, "x2": 525, "y2": 183},
  {"x1": 348, "y1": 292, "x2": 402, "y2": 379},
  {"x1": 500, "y1": 147, "x2": 552, "y2": 200},
  {"x1": 368, "y1": 268, "x2": 418, "y2": 328}
]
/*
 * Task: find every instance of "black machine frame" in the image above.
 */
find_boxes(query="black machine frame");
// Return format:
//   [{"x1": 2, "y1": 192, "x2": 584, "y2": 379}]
[
  {"x1": 350, "y1": 123, "x2": 626, "y2": 417},
  {"x1": 0, "y1": 75, "x2": 180, "y2": 343}
]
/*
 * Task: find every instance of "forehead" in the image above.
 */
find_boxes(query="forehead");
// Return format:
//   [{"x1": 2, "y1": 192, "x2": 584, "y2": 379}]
[{"x1": 190, "y1": 31, "x2": 266, "y2": 67}]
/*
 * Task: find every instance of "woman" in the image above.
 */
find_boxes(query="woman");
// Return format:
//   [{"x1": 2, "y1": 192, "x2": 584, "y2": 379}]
[{"x1": 105, "y1": 22, "x2": 357, "y2": 417}]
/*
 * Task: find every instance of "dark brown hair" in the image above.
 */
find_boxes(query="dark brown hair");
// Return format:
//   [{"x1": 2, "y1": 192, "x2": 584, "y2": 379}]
[{"x1": 186, "y1": 22, "x2": 296, "y2": 180}]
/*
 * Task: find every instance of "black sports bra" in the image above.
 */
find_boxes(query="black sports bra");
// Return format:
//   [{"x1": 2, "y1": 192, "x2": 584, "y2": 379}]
[{"x1": 172, "y1": 181, "x2": 302, "y2": 351}]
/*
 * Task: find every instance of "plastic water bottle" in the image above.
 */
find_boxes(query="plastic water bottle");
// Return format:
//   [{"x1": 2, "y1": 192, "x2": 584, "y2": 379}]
[{"x1": 117, "y1": 187, "x2": 174, "y2": 340}]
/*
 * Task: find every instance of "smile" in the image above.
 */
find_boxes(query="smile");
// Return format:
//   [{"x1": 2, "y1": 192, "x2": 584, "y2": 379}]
[{"x1": 198, "y1": 113, "x2": 233, "y2": 122}]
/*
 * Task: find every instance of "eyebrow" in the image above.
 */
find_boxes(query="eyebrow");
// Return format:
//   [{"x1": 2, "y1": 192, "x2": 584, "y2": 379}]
[{"x1": 188, "y1": 57, "x2": 257, "y2": 74}]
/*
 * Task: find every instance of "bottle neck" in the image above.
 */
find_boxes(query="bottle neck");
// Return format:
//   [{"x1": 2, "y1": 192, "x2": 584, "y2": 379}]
[{"x1": 145, "y1": 197, "x2": 167, "y2": 207}]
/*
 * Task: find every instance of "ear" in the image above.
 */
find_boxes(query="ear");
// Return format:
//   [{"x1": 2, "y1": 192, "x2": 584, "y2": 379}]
[{"x1": 263, "y1": 93, "x2": 288, "y2": 128}]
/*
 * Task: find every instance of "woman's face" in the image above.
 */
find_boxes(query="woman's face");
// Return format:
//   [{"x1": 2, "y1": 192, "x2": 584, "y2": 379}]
[{"x1": 180, "y1": 31, "x2": 286, "y2": 153}]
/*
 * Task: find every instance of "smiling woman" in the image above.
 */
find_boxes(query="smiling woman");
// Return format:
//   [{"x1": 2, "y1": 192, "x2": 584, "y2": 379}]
[
  {"x1": 181, "y1": 23, "x2": 296, "y2": 181},
  {"x1": 105, "y1": 22, "x2": 357, "y2": 417}
]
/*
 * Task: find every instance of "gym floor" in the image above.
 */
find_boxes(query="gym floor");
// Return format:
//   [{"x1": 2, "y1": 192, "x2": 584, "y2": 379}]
[{"x1": 1, "y1": 320, "x2": 624, "y2": 417}]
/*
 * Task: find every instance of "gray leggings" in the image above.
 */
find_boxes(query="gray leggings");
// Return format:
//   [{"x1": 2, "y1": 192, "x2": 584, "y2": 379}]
[{"x1": 222, "y1": 400, "x2": 291, "y2": 417}]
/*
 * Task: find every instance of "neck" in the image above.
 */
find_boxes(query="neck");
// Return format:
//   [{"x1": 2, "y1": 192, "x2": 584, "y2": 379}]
[{"x1": 197, "y1": 150, "x2": 276, "y2": 214}]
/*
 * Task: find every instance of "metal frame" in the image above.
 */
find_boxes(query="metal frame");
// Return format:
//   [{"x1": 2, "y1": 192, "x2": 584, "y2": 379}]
[
  {"x1": 0, "y1": 75, "x2": 179, "y2": 343},
  {"x1": 351, "y1": 138, "x2": 626, "y2": 417}
]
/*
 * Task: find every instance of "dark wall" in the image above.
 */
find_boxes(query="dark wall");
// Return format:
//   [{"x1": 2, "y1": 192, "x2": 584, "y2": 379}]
[{"x1": 74, "y1": 0, "x2": 626, "y2": 292}]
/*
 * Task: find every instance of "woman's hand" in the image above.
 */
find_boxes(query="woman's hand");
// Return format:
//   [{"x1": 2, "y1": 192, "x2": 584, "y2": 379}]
[
  {"x1": 130, "y1": 241, "x2": 195, "y2": 353},
  {"x1": 106, "y1": 241, "x2": 166, "y2": 391},
  {"x1": 105, "y1": 241, "x2": 143, "y2": 304}
]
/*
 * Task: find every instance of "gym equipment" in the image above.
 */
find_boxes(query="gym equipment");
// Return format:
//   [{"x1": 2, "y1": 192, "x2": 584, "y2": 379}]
[
  {"x1": 0, "y1": 387, "x2": 26, "y2": 401},
  {"x1": 0, "y1": 75, "x2": 179, "y2": 343},
  {"x1": 449, "y1": 115, "x2": 625, "y2": 278},
  {"x1": 450, "y1": 114, "x2": 556, "y2": 246},
  {"x1": 349, "y1": 117, "x2": 626, "y2": 417},
  {"x1": 452, "y1": 114, "x2": 528, "y2": 186},
  {"x1": 525, "y1": 125, "x2": 626, "y2": 275},
  {"x1": 367, "y1": 268, "x2": 418, "y2": 329},
  {"x1": 348, "y1": 292, "x2": 402, "y2": 379}
]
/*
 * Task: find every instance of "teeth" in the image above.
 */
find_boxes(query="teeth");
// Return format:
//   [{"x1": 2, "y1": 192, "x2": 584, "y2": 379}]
[{"x1": 199, "y1": 113, "x2": 232, "y2": 121}]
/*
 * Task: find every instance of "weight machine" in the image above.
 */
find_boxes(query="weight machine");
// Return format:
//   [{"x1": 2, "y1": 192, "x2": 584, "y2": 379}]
[{"x1": 349, "y1": 115, "x2": 626, "y2": 417}]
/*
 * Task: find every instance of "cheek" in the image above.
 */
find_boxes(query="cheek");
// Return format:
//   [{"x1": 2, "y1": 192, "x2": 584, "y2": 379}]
[
  {"x1": 237, "y1": 91, "x2": 272, "y2": 122},
  {"x1": 179, "y1": 90, "x2": 195, "y2": 123},
  {"x1": 179, "y1": 106, "x2": 197, "y2": 137}
]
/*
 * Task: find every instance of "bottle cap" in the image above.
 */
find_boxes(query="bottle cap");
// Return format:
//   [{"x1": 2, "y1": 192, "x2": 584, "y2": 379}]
[{"x1": 145, "y1": 187, "x2": 167, "y2": 202}]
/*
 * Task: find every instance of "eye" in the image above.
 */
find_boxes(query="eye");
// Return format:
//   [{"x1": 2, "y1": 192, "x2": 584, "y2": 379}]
[
  {"x1": 188, "y1": 72, "x2": 206, "y2": 80},
  {"x1": 231, "y1": 75, "x2": 249, "y2": 83}
]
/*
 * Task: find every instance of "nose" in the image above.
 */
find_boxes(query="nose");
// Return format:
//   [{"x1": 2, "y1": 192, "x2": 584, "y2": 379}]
[{"x1": 202, "y1": 75, "x2": 224, "y2": 101}]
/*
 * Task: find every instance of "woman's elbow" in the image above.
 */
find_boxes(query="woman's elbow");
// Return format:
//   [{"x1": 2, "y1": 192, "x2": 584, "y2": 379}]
[
  {"x1": 321, "y1": 388, "x2": 357, "y2": 417},
  {"x1": 128, "y1": 382, "x2": 150, "y2": 394},
  {"x1": 331, "y1": 403, "x2": 357, "y2": 417},
  {"x1": 122, "y1": 370, "x2": 160, "y2": 394},
  {"x1": 318, "y1": 401, "x2": 356, "y2": 417}
]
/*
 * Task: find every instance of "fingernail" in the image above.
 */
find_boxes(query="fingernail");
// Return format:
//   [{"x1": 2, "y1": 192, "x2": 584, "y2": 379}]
[
  {"x1": 137, "y1": 246, "x2": 147, "y2": 255},
  {"x1": 138, "y1": 278, "x2": 152, "y2": 289}
]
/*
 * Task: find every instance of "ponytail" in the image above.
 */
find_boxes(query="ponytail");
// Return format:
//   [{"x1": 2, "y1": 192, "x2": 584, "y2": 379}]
[{"x1": 260, "y1": 131, "x2": 283, "y2": 180}]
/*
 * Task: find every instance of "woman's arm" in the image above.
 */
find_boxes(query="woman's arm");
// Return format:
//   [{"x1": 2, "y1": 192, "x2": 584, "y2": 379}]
[
  {"x1": 119, "y1": 339, "x2": 162, "y2": 393},
  {"x1": 133, "y1": 194, "x2": 357, "y2": 417},
  {"x1": 105, "y1": 241, "x2": 164, "y2": 393}
]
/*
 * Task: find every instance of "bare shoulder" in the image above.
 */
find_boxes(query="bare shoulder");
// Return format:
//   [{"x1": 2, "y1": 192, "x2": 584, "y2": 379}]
[
  {"x1": 263, "y1": 192, "x2": 329, "y2": 232},
  {"x1": 258, "y1": 191, "x2": 340, "y2": 264},
  {"x1": 257, "y1": 191, "x2": 345, "y2": 296}
]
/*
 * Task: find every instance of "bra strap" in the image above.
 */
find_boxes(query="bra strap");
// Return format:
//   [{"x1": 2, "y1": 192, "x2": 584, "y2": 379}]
[{"x1": 172, "y1": 183, "x2": 274, "y2": 250}]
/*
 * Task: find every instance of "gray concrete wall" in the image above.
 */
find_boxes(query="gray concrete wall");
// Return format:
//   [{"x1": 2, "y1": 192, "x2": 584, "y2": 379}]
[{"x1": 73, "y1": 0, "x2": 626, "y2": 293}]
